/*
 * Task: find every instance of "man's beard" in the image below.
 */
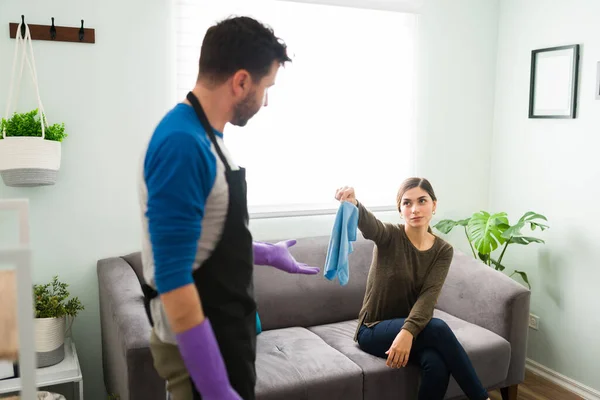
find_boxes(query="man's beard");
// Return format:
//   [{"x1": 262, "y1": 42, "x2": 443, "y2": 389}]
[{"x1": 231, "y1": 91, "x2": 260, "y2": 127}]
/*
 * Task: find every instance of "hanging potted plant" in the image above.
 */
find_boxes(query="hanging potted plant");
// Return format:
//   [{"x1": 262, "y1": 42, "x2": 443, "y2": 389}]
[
  {"x1": 0, "y1": 22, "x2": 68, "y2": 187},
  {"x1": 0, "y1": 109, "x2": 66, "y2": 187},
  {"x1": 33, "y1": 276, "x2": 84, "y2": 368}
]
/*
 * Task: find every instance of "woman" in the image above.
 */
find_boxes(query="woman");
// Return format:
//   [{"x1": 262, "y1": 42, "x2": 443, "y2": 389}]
[{"x1": 335, "y1": 178, "x2": 490, "y2": 400}]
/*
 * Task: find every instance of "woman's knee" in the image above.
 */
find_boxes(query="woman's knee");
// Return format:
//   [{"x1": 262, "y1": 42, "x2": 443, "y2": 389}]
[
  {"x1": 357, "y1": 326, "x2": 379, "y2": 357},
  {"x1": 424, "y1": 318, "x2": 453, "y2": 338},
  {"x1": 357, "y1": 323, "x2": 395, "y2": 359}
]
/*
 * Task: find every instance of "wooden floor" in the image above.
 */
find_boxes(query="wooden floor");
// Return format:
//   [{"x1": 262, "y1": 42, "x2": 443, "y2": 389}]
[{"x1": 489, "y1": 370, "x2": 583, "y2": 400}]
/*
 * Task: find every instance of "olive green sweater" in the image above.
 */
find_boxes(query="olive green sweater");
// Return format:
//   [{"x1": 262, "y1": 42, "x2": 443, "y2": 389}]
[{"x1": 353, "y1": 200, "x2": 454, "y2": 341}]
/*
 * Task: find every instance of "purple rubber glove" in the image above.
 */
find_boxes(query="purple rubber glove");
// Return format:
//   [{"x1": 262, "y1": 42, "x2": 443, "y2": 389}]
[
  {"x1": 175, "y1": 318, "x2": 241, "y2": 400},
  {"x1": 253, "y1": 240, "x2": 320, "y2": 274}
]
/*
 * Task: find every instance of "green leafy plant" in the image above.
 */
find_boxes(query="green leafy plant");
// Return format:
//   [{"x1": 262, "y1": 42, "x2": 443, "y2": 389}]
[
  {"x1": 434, "y1": 211, "x2": 549, "y2": 289},
  {"x1": 33, "y1": 276, "x2": 84, "y2": 318},
  {"x1": 0, "y1": 109, "x2": 67, "y2": 142}
]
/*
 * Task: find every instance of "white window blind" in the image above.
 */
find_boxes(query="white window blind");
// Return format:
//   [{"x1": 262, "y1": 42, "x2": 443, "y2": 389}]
[{"x1": 174, "y1": 0, "x2": 418, "y2": 217}]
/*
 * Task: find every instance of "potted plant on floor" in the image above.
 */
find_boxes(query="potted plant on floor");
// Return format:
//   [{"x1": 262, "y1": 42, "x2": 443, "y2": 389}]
[
  {"x1": 434, "y1": 211, "x2": 549, "y2": 289},
  {"x1": 33, "y1": 276, "x2": 84, "y2": 367}
]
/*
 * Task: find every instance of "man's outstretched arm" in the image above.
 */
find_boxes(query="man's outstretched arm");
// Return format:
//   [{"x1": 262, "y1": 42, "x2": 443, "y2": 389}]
[{"x1": 253, "y1": 240, "x2": 320, "y2": 274}]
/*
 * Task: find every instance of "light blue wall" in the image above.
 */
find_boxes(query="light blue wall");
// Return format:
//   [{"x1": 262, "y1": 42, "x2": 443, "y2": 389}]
[{"x1": 490, "y1": 0, "x2": 600, "y2": 392}]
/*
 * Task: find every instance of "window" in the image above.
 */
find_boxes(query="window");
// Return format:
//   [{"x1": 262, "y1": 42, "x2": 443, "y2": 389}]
[{"x1": 174, "y1": 0, "x2": 418, "y2": 217}]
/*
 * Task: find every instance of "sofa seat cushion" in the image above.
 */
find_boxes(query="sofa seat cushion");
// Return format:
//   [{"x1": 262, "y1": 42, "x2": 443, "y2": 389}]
[
  {"x1": 256, "y1": 327, "x2": 363, "y2": 400},
  {"x1": 308, "y1": 320, "x2": 420, "y2": 400},
  {"x1": 307, "y1": 309, "x2": 511, "y2": 400}
]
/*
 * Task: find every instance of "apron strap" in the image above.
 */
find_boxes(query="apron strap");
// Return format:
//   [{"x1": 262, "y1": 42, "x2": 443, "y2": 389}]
[{"x1": 186, "y1": 91, "x2": 233, "y2": 172}]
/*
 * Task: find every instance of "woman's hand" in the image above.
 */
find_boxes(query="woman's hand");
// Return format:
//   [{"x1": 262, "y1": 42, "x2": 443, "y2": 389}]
[
  {"x1": 385, "y1": 329, "x2": 413, "y2": 368},
  {"x1": 335, "y1": 186, "x2": 357, "y2": 206}
]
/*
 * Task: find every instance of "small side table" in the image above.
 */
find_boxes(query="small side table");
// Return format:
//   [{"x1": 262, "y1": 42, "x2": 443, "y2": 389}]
[{"x1": 0, "y1": 339, "x2": 83, "y2": 399}]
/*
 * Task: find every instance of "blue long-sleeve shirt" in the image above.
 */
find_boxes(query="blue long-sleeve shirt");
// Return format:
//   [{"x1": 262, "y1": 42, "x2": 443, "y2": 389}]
[{"x1": 139, "y1": 103, "x2": 235, "y2": 343}]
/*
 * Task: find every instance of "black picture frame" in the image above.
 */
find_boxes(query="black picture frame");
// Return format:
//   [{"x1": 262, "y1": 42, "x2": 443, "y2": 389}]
[{"x1": 528, "y1": 44, "x2": 580, "y2": 119}]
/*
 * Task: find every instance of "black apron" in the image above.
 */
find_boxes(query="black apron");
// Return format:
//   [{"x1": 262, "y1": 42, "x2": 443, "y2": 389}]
[{"x1": 141, "y1": 91, "x2": 257, "y2": 400}]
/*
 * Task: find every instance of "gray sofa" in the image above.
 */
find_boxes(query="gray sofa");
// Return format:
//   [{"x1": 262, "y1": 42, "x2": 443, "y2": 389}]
[{"x1": 97, "y1": 234, "x2": 530, "y2": 400}]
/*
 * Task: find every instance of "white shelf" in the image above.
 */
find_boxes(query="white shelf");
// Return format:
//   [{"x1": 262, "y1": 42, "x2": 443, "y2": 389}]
[
  {"x1": 0, "y1": 199, "x2": 36, "y2": 400},
  {"x1": 0, "y1": 340, "x2": 81, "y2": 395}
]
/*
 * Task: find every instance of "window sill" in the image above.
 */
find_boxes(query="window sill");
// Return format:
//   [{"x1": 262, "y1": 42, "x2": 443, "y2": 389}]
[{"x1": 249, "y1": 205, "x2": 397, "y2": 219}]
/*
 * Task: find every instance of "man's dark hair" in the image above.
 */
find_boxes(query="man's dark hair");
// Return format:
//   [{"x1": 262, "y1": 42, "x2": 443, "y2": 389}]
[{"x1": 198, "y1": 16, "x2": 291, "y2": 84}]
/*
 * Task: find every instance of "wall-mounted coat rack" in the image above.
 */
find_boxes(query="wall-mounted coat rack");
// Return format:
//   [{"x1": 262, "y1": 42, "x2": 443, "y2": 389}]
[{"x1": 9, "y1": 15, "x2": 95, "y2": 44}]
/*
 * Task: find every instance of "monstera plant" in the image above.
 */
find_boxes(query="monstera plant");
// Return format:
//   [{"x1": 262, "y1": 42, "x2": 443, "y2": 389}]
[{"x1": 434, "y1": 211, "x2": 549, "y2": 289}]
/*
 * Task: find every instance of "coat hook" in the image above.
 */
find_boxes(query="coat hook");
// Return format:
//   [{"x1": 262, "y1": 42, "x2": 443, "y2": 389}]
[
  {"x1": 79, "y1": 19, "x2": 84, "y2": 41},
  {"x1": 50, "y1": 17, "x2": 57, "y2": 40},
  {"x1": 20, "y1": 15, "x2": 25, "y2": 39}
]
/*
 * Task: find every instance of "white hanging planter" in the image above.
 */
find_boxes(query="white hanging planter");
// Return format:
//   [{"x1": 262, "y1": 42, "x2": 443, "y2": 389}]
[
  {"x1": 0, "y1": 22, "x2": 65, "y2": 187},
  {"x1": 0, "y1": 137, "x2": 62, "y2": 187},
  {"x1": 34, "y1": 316, "x2": 67, "y2": 368}
]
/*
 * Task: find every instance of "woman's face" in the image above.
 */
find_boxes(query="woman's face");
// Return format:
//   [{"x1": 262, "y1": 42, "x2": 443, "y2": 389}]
[{"x1": 399, "y1": 187, "x2": 436, "y2": 228}]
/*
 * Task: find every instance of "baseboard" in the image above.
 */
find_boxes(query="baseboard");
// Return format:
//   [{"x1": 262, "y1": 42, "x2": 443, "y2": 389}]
[{"x1": 526, "y1": 358, "x2": 600, "y2": 400}]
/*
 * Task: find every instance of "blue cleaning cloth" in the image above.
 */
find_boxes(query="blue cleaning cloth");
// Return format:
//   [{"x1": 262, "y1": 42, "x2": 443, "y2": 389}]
[{"x1": 324, "y1": 201, "x2": 359, "y2": 286}]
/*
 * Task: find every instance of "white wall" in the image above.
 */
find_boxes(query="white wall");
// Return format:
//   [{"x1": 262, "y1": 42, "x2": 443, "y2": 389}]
[
  {"x1": 0, "y1": 0, "x2": 174, "y2": 398},
  {"x1": 0, "y1": 0, "x2": 500, "y2": 398},
  {"x1": 490, "y1": 0, "x2": 600, "y2": 392},
  {"x1": 415, "y1": 0, "x2": 499, "y2": 233}
]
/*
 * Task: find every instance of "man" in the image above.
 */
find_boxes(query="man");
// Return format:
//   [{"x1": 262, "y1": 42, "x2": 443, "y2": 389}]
[{"x1": 138, "y1": 16, "x2": 319, "y2": 400}]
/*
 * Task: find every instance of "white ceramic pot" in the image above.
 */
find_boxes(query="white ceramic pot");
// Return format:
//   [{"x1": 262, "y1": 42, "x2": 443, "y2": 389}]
[
  {"x1": 34, "y1": 316, "x2": 65, "y2": 367},
  {"x1": 0, "y1": 137, "x2": 62, "y2": 187}
]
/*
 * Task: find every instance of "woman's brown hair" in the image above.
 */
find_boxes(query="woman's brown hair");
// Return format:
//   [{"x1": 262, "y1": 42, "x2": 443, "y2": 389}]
[{"x1": 396, "y1": 177, "x2": 437, "y2": 212}]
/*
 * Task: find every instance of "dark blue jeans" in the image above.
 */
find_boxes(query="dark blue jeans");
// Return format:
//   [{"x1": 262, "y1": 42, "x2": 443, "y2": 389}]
[{"x1": 358, "y1": 318, "x2": 489, "y2": 400}]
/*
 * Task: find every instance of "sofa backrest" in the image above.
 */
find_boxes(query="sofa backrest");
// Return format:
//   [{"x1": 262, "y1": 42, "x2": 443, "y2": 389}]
[
  {"x1": 117, "y1": 235, "x2": 377, "y2": 331},
  {"x1": 254, "y1": 235, "x2": 374, "y2": 331}
]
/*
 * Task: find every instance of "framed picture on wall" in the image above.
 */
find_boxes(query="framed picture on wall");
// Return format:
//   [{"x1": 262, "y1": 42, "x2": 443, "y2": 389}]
[{"x1": 528, "y1": 44, "x2": 580, "y2": 118}]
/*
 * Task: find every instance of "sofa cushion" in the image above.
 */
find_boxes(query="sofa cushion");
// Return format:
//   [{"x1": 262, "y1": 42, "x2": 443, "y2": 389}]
[
  {"x1": 121, "y1": 252, "x2": 146, "y2": 286},
  {"x1": 307, "y1": 309, "x2": 511, "y2": 400},
  {"x1": 307, "y1": 320, "x2": 420, "y2": 400},
  {"x1": 256, "y1": 327, "x2": 363, "y2": 400}
]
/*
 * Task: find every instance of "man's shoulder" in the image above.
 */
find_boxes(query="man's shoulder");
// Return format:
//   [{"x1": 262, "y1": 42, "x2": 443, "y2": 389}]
[
  {"x1": 143, "y1": 104, "x2": 217, "y2": 168},
  {"x1": 149, "y1": 103, "x2": 211, "y2": 148}
]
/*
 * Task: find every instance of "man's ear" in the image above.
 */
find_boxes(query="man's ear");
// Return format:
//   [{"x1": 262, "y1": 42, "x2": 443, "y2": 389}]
[{"x1": 231, "y1": 70, "x2": 251, "y2": 97}]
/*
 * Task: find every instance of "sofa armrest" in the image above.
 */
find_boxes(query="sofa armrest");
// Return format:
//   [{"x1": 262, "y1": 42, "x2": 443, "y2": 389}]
[
  {"x1": 97, "y1": 256, "x2": 165, "y2": 400},
  {"x1": 436, "y1": 250, "x2": 531, "y2": 386}
]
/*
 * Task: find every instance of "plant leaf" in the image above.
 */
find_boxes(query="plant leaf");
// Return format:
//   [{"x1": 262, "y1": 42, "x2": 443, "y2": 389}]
[
  {"x1": 509, "y1": 236, "x2": 545, "y2": 245},
  {"x1": 478, "y1": 252, "x2": 490, "y2": 264},
  {"x1": 519, "y1": 212, "x2": 548, "y2": 223},
  {"x1": 502, "y1": 221, "x2": 524, "y2": 238},
  {"x1": 519, "y1": 212, "x2": 549, "y2": 231},
  {"x1": 433, "y1": 218, "x2": 470, "y2": 234},
  {"x1": 433, "y1": 219, "x2": 458, "y2": 234},
  {"x1": 490, "y1": 258, "x2": 506, "y2": 271},
  {"x1": 510, "y1": 270, "x2": 531, "y2": 290},
  {"x1": 0, "y1": 109, "x2": 67, "y2": 142},
  {"x1": 467, "y1": 211, "x2": 509, "y2": 255}
]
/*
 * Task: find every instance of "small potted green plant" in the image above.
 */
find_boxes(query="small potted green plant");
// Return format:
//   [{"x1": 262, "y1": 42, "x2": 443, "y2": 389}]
[
  {"x1": 33, "y1": 276, "x2": 83, "y2": 367},
  {"x1": 0, "y1": 108, "x2": 67, "y2": 187}
]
